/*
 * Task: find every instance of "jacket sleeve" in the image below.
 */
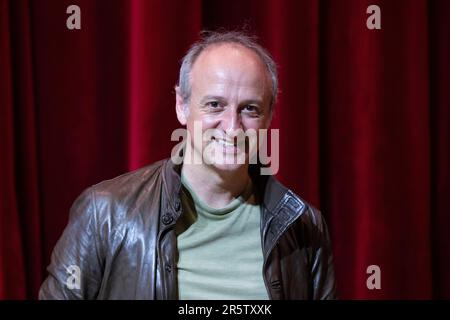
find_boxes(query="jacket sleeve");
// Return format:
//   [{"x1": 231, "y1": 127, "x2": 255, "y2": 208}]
[
  {"x1": 309, "y1": 207, "x2": 337, "y2": 299},
  {"x1": 39, "y1": 187, "x2": 104, "y2": 300}
]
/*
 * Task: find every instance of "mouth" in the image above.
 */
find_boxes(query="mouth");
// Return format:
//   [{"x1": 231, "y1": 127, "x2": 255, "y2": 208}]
[
  {"x1": 212, "y1": 137, "x2": 237, "y2": 147},
  {"x1": 210, "y1": 136, "x2": 241, "y2": 154}
]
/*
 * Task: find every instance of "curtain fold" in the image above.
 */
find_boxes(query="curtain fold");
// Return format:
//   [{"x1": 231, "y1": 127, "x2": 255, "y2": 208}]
[
  {"x1": 430, "y1": 0, "x2": 450, "y2": 299},
  {"x1": 0, "y1": 0, "x2": 449, "y2": 299},
  {"x1": 1, "y1": 0, "x2": 38, "y2": 299},
  {"x1": 320, "y1": 0, "x2": 433, "y2": 299},
  {"x1": 128, "y1": 0, "x2": 201, "y2": 169}
]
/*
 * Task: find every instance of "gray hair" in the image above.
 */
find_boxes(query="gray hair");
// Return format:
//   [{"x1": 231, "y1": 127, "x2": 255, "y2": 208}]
[{"x1": 177, "y1": 31, "x2": 278, "y2": 110}]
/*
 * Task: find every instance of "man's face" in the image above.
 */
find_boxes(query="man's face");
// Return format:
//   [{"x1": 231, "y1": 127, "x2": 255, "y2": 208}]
[{"x1": 176, "y1": 44, "x2": 273, "y2": 172}]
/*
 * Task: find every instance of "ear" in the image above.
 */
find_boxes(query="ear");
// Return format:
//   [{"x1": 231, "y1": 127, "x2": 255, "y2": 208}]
[{"x1": 175, "y1": 86, "x2": 188, "y2": 125}]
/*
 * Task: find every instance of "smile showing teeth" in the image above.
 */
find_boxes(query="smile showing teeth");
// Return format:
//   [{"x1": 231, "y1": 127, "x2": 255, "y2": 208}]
[
  {"x1": 217, "y1": 140, "x2": 234, "y2": 147},
  {"x1": 213, "y1": 138, "x2": 235, "y2": 147}
]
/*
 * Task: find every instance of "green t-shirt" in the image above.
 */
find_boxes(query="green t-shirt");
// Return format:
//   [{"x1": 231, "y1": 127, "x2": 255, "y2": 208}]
[{"x1": 175, "y1": 174, "x2": 269, "y2": 300}]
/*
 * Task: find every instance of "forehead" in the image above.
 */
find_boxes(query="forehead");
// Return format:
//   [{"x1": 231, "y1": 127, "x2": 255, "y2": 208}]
[{"x1": 190, "y1": 43, "x2": 270, "y2": 88}]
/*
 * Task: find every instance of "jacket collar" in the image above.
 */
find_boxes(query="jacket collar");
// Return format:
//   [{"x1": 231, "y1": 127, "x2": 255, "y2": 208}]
[
  {"x1": 162, "y1": 157, "x2": 293, "y2": 219},
  {"x1": 161, "y1": 157, "x2": 307, "y2": 256}
]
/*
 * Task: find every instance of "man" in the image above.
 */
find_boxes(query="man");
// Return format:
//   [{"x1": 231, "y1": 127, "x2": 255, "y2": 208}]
[{"x1": 39, "y1": 31, "x2": 336, "y2": 299}]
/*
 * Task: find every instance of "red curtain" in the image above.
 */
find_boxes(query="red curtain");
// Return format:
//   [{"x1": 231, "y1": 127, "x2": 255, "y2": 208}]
[{"x1": 0, "y1": 0, "x2": 449, "y2": 299}]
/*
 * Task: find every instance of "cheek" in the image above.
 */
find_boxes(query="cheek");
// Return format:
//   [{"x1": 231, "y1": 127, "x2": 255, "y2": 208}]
[
  {"x1": 185, "y1": 113, "x2": 220, "y2": 140},
  {"x1": 200, "y1": 116, "x2": 221, "y2": 129},
  {"x1": 187, "y1": 113, "x2": 220, "y2": 131},
  {"x1": 242, "y1": 117, "x2": 270, "y2": 131}
]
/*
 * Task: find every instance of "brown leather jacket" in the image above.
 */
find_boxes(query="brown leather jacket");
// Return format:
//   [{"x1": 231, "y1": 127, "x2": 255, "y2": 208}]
[{"x1": 39, "y1": 158, "x2": 337, "y2": 299}]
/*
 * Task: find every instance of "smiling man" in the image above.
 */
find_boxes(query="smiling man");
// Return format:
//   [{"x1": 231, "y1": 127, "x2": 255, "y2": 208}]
[{"x1": 39, "y1": 31, "x2": 337, "y2": 300}]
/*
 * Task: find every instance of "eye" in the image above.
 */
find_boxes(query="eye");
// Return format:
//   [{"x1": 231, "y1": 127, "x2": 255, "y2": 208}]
[
  {"x1": 206, "y1": 101, "x2": 221, "y2": 108},
  {"x1": 243, "y1": 105, "x2": 259, "y2": 113}
]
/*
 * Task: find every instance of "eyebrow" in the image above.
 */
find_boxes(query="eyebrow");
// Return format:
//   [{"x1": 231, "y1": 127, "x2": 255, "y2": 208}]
[
  {"x1": 199, "y1": 95, "x2": 226, "y2": 105},
  {"x1": 240, "y1": 99, "x2": 264, "y2": 106},
  {"x1": 199, "y1": 96, "x2": 264, "y2": 106}
]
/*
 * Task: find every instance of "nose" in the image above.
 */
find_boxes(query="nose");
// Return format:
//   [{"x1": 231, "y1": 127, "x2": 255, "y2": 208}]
[{"x1": 221, "y1": 107, "x2": 243, "y2": 134}]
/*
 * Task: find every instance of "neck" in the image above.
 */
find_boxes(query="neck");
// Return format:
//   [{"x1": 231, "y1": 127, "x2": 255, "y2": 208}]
[{"x1": 181, "y1": 162, "x2": 251, "y2": 209}]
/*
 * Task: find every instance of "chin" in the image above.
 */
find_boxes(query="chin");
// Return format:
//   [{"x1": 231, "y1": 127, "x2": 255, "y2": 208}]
[
  {"x1": 203, "y1": 151, "x2": 249, "y2": 173},
  {"x1": 208, "y1": 161, "x2": 247, "y2": 173},
  {"x1": 201, "y1": 142, "x2": 248, "y2": 171}
]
